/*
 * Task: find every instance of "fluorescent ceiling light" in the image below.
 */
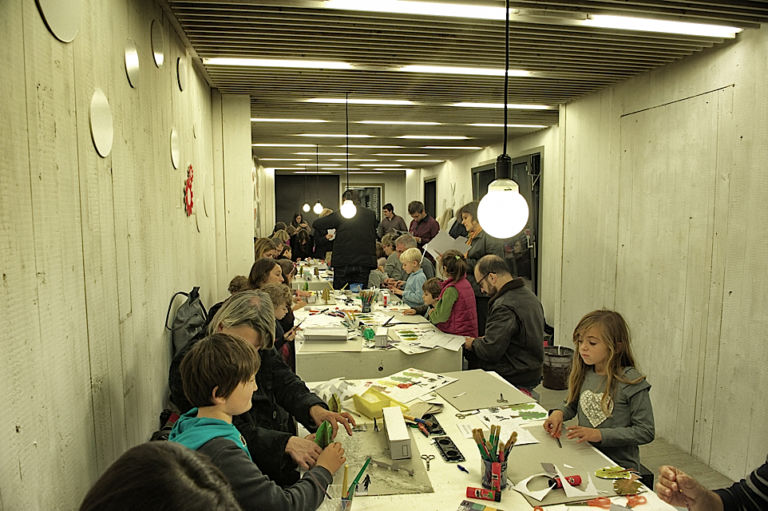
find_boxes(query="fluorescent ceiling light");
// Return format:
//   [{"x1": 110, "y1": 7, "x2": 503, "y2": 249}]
[
  {"x1": 375, "y1": 153, "x2": 428, "y2": 156},
  {"x1": 396, "y1": 159, "x2": 444, "y2": 162},
  {"x1": 252, "y1": 143, "x2": 315, "y2": 147},
  {"x1": 203, "y1": 57, "x2": 354, "y2": 69},
  {"x1": 361, "y1": 163, "x2": 402, "y2": 167},
  {"x1": 330, "y1": 158, "x2": 378, "y2": 162},
  {"x1": 339, "y1": 145, "x2": 404, "y2": 148},
  {"x1": 251, "y1": 118, "x2": 328, "y2": 123},
  {"x1": 469, "y1": 123, "x2": 548, "y2": 128},
  {"x1": 295, "y1": 152, "x2": 348, "y2": 155},
  {"x1": 323, "y1": 0, "x2": 506, "y2": 20},
  {"x1": 350, "y1": 171, "x2": 384, "y2": 174},
  {"x1": 259, "y1": 158, "x2": 312, "y2": 161},
  {"x1": 295, "y1": 163, "x2": 340, "y2": 167},
  {"x1": 357, "y1": 120, "x2": 441, "y2": 125},
  {"x1": 582, "y1": 15, "x2": 742, "y2": 38},
  {"x1": 307, "y1": 98, "x2": 416, "y2": 106},
  {"x1": 296, "y1": 134, "x2": 372, "y2": 138},
  {"x1": 399, "y1": 135, "x2": 470, "y2": 140},
  {"x1": 451, "y1": 102, "x2": 553, "y2": 110},
  {"x1": 291, "y1": 171, "x2": 333, "y2": 174},
  {"x1": 399, "y1": 65, "x2": 530, "y2": 77},
  {"x1": 421, "y1": 146, "x2": 482, "y2": 150}
]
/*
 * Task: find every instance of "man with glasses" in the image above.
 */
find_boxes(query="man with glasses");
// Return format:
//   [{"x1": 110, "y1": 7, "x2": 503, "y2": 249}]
[{"x1": 463, "y1": 255, "x2": 544, "y2": 399}]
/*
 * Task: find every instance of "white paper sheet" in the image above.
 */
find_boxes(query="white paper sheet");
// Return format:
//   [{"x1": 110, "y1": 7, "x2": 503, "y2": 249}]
[{"x1": 424, "y1": 230, "x2": 469, "y2": 261}]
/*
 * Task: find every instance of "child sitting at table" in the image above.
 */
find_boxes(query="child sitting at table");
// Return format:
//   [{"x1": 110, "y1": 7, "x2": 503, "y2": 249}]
[
  {"x1": 543, "y1": 309, "x2": 655, "y2": 477},
  {"x1": 404, "y1": 251, "x2": 478, "y2": 337},
  {"x1": 277, "y1": 259, "x2": 309, "y2": 311},
  {"x1": 261, "y1": 283, "x2": 297, "y2": 371},
  {"x1": 170, "y1": 333, "x2": 346, "y2": 511},
  {"x1": 367, "y1": 257, "x2": 388, "y2": 288},
  {"x1": 391, "y1": 247, "x2": 426, "y2": 307},
  {"x1": 403, "y1": 277, "x2": 441, "y2": 317}
]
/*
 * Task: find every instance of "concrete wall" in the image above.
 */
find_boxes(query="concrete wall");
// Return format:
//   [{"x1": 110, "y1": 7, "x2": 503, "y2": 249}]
[
  {"x1": 0, "y1": 1, "x2": 252, "y2": 508},
  {"x1": 556, "y1": 27, "x2": 768, "y2": 479}
]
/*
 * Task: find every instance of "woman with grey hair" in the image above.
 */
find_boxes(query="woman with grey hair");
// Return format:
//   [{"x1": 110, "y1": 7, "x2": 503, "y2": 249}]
[{"x1": 168, "y1": 290, "x2": 355, "y2": 487}]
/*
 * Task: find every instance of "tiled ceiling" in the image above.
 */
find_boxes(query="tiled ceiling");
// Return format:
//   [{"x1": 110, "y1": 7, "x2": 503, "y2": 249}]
[{"x1": 166, "y1": 1, "x2": 768, "y2": 173}]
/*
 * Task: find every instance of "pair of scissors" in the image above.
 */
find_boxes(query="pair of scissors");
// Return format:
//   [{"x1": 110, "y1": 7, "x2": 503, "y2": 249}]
[
  {"x1": 625, "y1": 494, "x2": 647, "y2": 508},
  {"x1": 570, "y1": 497, "x2": 612, "y2": 509},
  {"x1": 455, "y1": 410, "x2": 479, "y2": 419},
  {"x1": 420, "y1": 454, "x2": 435, "y2": 471}
]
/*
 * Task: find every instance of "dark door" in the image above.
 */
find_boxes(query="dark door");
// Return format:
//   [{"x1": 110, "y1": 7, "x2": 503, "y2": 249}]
[
  {"x1": 424, "y1": 179, "x2": 437, "y2": 219},
  {"x1": 274, "y1": 174, "x2": 340, "y2": 227}
]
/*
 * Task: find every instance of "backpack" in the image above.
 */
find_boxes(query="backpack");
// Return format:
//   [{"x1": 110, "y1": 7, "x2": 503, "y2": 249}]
[{"x1": 164, "y1": 287, "x2": 207, "y2": 356}]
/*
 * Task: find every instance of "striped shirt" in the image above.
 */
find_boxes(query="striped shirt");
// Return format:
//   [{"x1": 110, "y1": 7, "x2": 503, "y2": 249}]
[{"x1": 715, "y1": 456, "x2": 768, "y2": 510}]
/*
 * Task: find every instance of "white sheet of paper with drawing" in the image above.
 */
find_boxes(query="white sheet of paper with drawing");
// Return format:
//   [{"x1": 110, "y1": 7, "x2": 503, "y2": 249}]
[
  {"x1": 425, "y1": 230, "x2": 468, "y2": 260},
  {"x1": 418, "y1": 330, "x2": 465, "y2": 351}
]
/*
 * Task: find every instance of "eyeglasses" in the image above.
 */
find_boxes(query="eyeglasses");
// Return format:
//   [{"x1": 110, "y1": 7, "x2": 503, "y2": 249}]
[{"x1": 478, "y1": 272, "x2": 493, "y2": 285}]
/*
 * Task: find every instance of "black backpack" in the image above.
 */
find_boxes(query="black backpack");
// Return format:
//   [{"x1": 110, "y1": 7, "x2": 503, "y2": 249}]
[{"x1": 164, "y1": 287, "x2": 207, "y2": 356}]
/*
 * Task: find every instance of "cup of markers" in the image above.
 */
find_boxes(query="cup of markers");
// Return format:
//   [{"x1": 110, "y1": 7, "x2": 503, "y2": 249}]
[{"x1": 472, "y1": 426, "x2": 517, "y2": 491}]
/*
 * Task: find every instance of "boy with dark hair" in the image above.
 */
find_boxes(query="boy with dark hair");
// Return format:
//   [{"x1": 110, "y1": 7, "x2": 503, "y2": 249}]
[
  {"x1": 403, "y1": 277, "x2": 441, "y2": 317},
  {"x1": 171, "y1": 333, "x2": 346, "y2": 511}
]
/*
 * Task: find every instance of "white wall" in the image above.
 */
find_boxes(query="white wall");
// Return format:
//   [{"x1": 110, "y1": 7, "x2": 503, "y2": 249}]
[
  {"x1": 556, "y1": 27, "x2": 768, "y2": 479},
  {"x1": 0, "y1": 1, "x2": 253, "y2": 508}
]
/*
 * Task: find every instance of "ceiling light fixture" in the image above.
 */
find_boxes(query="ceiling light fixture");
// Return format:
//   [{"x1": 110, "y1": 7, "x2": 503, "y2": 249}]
[
  {"x1": 252, "y1": 143, "x2": 315, "y2": 147},
  {"x1": 313, "y1": 144, "x2": 324, "y2": 214},
  {"x1": 296, "y1": 134, "x2": 372, "y2": 138},
  {"x1": 357, "y1": 120, "x2": 441, "y2": 126},
  {"x1": 340, "y1": 93, "x2": 357, "y2": 219},
  {"x1": 360, "y1": 163, "x2": 402, "y2": 167},
  {"x1": 295, "y1": 163, "x2": 340, "y2": 167},
  {"x1": 477, "y1": 0, "x2": 529, "y2": 239},
  {"x1": 421, "y1": 146, "x2": 483, "y2": 150},
  {"x1": 451, "y1": 102, "x2": 553, "y2": 110},
  {"x1": 296, "y1": 152, "x2": 348, "y2": 155},
  {"x1": 375, "y1": 153, "x2": 428, "y2": 156},
  {"x1": 340, "y1": 144, "x2": 404, "y2": 148},
  {"x1": 251, "y1": 118, "x2": 329, "y2": 123},
  {"x1": 203, "y1": 57, "x2": 354, "y2": 69},
  {"x1": 581, "y1": 15, "x2": 741, "y2": 38},
  {"x1": 330, "y1": 158, "x2": 378, "y2": 162},
  {"x1": 306, "y1": 98, "x2": 416, "y2": 106},
  {"x1": 396, "y1": 159, "x2": 444, "y2": 162},
  {"x1": 469, "y1": 123, "x2": 548, "y2": 128},
  {"x1": 399, "y1": 135, "x2": 470, "y2": 140},
  {"x1": 323, "y1": 0, "x2": 507, "y2": 20},
  {"x1": 399, "y1": 64, "x2": 530, "y2": 77}
]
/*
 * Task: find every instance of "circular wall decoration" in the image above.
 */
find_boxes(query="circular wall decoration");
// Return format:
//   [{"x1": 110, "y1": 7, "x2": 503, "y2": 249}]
[
  {"x1": 36, "y1": 0, "x2": 81, "y2": 43},
  {"x1": 170, "y1": 128, "x2": 180, "y2": 169},
  {"x1": 176, "y1": 57, "x2": 187, "y2": 91},
  {"x1": 151, "y1": 19, "x2": 165, "y2": 68},
  {"x1": 124, "y1": 39, "x2": 140, "y2": 88},
  {"x1": 89, "y1": 89, "x2": 113, "y2": 158}
]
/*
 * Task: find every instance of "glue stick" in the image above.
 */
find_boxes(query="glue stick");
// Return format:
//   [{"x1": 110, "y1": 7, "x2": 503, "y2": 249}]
[{"x1": 466, "y1": 487, "x2": 501, "y2": 502}]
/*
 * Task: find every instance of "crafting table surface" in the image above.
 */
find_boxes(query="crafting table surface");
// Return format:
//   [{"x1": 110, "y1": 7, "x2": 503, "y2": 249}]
[
  {"x1": 310, "y1": 373, "x2": 676, "y2": 511},
  {"x1": 294, "y1": 308, "x2": 463, "y2": 380}
]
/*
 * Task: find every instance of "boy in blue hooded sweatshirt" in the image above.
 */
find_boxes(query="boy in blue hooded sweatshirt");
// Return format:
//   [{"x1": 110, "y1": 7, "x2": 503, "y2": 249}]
[{"x1": 170, "y1": 333, "x2": 346, "y2": 511}]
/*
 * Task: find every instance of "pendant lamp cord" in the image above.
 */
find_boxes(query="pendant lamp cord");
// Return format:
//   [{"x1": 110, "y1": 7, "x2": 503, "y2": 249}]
[
  {"x1": 316, "y1": 144, "x2": 320, "y2": 187},
  {"x1": 503, "y1": 0, "x2": 509, "y2": 156},
  {"x1": 345, "y1": 92, "x2": 350, "y2": 190}
]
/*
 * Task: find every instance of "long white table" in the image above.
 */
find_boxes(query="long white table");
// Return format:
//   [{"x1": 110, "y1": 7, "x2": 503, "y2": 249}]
[{"x1": 309, "y1": 372, "x2": 676, "y2": 511}]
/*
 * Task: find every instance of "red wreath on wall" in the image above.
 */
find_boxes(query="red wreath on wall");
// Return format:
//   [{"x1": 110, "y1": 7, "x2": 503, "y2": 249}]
[{"x1": 184, "y1": 164, "x2": 194, "y2": 216}]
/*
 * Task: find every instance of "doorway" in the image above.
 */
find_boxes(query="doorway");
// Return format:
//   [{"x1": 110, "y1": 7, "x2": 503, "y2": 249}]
[{"x1": 424, "y1": 179, "x2": 437, "y2": 219}]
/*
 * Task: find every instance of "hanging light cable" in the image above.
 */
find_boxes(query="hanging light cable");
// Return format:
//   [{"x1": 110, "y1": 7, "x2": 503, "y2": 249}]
[
  {"x1": 312, "y1": 144, "x2": 323, "y2": 214},
  {"x1": 302, "y1": 163, "x2": 310, "y2": 212},
  {"x1": 477, "y1": 0, "x2": 529, "y2": 238},
  {"x1": 340, "y1": 92, "x2": 357, "y2": 218}
]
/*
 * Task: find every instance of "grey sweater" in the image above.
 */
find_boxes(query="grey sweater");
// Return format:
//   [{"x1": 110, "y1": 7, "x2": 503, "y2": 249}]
[
  {"x1": 198, "y1": 437, "x2": 333, "y2": 511},
  {"x1": 557, "y1": 367, "x2": 655, "y2": 471}
]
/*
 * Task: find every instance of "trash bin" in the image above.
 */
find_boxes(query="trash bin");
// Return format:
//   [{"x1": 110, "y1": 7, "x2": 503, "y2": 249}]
[{"x1": 542, "y1": 346, "x2": 574, "y2": 390}]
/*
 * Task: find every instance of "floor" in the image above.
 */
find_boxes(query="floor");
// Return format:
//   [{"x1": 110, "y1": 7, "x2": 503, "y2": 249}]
[{"x1": 534, "y1": 384, "x2": 735, "y2": 490}]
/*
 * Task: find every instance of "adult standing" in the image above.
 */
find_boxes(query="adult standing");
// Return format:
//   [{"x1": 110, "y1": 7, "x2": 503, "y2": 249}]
[
  {"x1": 313, "y1": 191, "x2": 378, "y2": 289},
  {"x1": 407, "y1": 200, "x2": 440, "y2": 250},
  {"x1": 313, "y1": 208, "x2": 334, "y2": 261},
  {"x1": 458, "y1": 200, "x2": 506, "y2": 336},
  {"x1": 463, "y1": 255, "x2": 544, "y2": 397},
  {"x1": 377, "y1": 203, "x2": 408, "y2": 239}
]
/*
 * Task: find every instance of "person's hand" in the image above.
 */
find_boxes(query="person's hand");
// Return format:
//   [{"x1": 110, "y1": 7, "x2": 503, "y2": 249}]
[
  {"x1": 383, "y1": 278, "x2": 395, "y2": 286},
  {"x1": 293, "y1": 300, "x2": 308, "y2": 310},
  {"x1": 414, "y1": 236, "x2": 421, "y2": 243},
  {"x1": 316, "y1": 443, "x2": 346, "y2": 474},
  {"x1": 565, "y1": 425, "x2": 602, "y2": 443},
  {"x1": 296, "y1": 289, "x2": 312, "y2": 298},
  {"x1": 284, "y1": 329, "x2": 296, "y2": 342},
  {"x1": 285, "y1": 436, "x2": 322, "y2": 470},
  {"x1": 403, "y1": 308, "x2": 416, "y2": 315},
  {"x1": 310, "y1": 405, "x2": 357, "y2": 437},
  {"x1": 463, "y1": 337, "x2": 474, "y2": 349},
  {"x1": 392, "y1": 287, "x2": 403, "y2": 296},
  {"x1": 396, "y1": 280, "x2": 405, "y2": 289},
  {"x1": 325, "y1": 233, "x2": 333, "y2": 240},
  {"x1": 656, "y1": 466, "x2": 724, "y2": 511},
  {"x1": 543, "y1": 410, "x2": 564, "y2": 438}
]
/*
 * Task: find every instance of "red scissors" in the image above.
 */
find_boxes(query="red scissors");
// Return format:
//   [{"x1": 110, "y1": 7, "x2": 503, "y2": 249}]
[
  {"x1": 570, "y1": 497, "x2": 612, "y2": 509},
  {"x1": 625, "y1": 494, "x2": 647, "y2": 508}
]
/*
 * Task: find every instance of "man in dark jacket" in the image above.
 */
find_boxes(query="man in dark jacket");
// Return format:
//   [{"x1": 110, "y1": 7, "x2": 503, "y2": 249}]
[
  {"x1": 463, "y1": 255, "x2": 544, "y2": 397},
  {"x1": 313, "y1": 190, "x2": 378, "y2": 289},
  {"x1": 169, "y1": 291, "x2": 354, "y2": 486}
]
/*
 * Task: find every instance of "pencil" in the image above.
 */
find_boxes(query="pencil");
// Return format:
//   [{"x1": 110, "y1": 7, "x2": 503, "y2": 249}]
[{"x1": 342, "y1": 464, "x2": 349, "y2": 498}]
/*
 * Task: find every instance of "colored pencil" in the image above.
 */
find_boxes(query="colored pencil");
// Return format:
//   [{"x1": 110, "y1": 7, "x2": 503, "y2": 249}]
[{"x1": 342, "y1": 464, "x2": 349, "y2": 498}]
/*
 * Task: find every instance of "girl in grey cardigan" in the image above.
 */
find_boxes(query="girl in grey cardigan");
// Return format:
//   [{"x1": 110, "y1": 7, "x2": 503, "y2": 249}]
[{"x1": 543, "y1": 310, "x2": 654, "y2": 472}]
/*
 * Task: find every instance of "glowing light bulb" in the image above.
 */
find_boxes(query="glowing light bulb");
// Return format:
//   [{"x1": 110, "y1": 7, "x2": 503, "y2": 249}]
[
  {"x1": 477, "y1": 179, "x2": 528, "y2": 238},
  {"x1": 313, "y1": 201, "x2": 323, "y2": 214},
  {"x1": 340, "y1": 199, "x2": 357, "y2": 218},
  {"x1": 302, "y1": 203, "x2": 310, "y2": 212}
]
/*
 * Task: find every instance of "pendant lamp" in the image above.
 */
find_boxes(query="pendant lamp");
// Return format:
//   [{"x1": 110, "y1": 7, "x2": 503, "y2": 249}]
[
  {"x1": 312, "y1": 144, "x2": 324, "y2": 214},
  {"x1": 477, "y1": 0, "x2": 529, "y2": 238},
  {"x1": 340, "y1": 92, "x2": 357, "y2": 219}
]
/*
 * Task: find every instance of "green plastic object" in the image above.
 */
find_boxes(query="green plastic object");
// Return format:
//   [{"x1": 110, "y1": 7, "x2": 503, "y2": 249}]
[
  {"x1": 362, "y1": 327, "x2": 375, "y2": 341},
  {"x1": 315, "y1": 420, "x2": 333, "y2": 448}
]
